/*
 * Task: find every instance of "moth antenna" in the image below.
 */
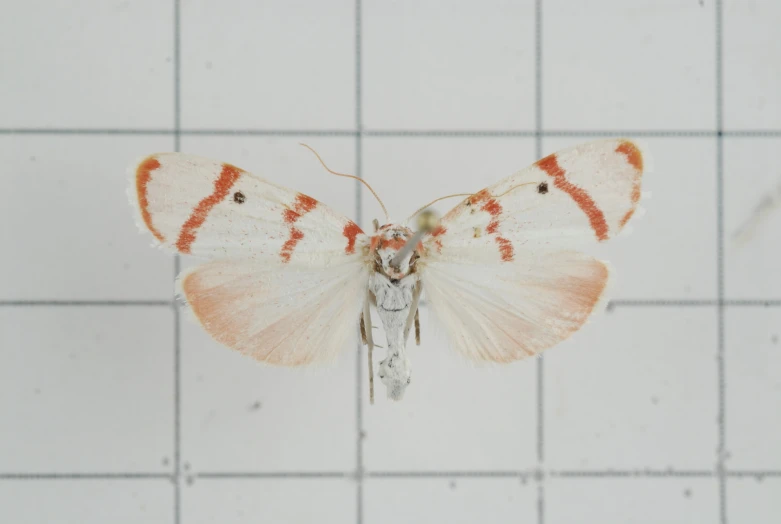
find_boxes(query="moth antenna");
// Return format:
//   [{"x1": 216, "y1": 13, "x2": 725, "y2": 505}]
[
  {"x1": 493, "y1": 181, "x2": 537, "y2": 198},
  {"x1": 405, "y1": 193, "x2": 473, "y2": 223},
  {"x1": 405, "y1": 182, "x2": 538, "y2": 223},
  {"x1": 300, "y1": 143, "x2": 390, "y2": 223}
]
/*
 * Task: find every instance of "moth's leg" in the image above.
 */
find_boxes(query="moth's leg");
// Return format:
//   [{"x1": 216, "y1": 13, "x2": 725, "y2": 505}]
[
  {"x1": 414, "y1": 308, "x2": 420, "y2": 346},
  {"x1": 360, "y1": 315, "x2": 368, "y2": 345},
  {"x1": 373, "y1": 218, "x2": 380, "y2": 232},
  {"x1": 363, "y1": 292, "x2": 375, "y2": 405},
  {"x1": 404, "y1": 281, "x2": 423, "y2": 343}
]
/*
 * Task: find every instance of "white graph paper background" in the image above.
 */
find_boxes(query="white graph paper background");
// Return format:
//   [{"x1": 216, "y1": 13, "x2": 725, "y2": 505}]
[{"x1": 1, "y1": 1, "x2": 780, "y2": 523}]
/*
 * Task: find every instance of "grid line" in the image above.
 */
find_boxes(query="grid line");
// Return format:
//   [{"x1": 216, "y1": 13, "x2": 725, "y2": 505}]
[
  {"x1": 5, "y1": 468, "x2": 780, "y2": 481},
  {"x1": 0, "y1": 300, "x2": 174, "y2": 307},
  {"x1": 715, "y1": 1, "x2": 727, "y2": 523},
  {"x1": 173, "y1": 1, "x2": 182, "y2": 524},
  {"x1": 354, "y1": 2, "x2": 365, "y2": 524},
  {"x1": 0, "y1": 473, "x2": 172, "y2": 480},
  {"x1": 3, "y1": 128, "x2": 781, "y2": 137},
  {"x1": 534, "y1": 2, "x2": 545, "y2": 524},
  {"x1": 3, "y1": 299, "x2": 779, "y2": 308}
]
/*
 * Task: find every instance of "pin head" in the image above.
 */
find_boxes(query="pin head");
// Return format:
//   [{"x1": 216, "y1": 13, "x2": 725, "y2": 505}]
[{"x1": 416, "y1": 209, "x2": 440, "y2": 233}]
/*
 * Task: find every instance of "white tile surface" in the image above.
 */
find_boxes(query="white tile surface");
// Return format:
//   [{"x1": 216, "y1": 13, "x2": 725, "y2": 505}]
[
  {"x1": 725, "y1": 308, "x2": 781, "y2": 470},
  {"x1": 181, "y1": 0, "x2": 355, "y2": 130},
  {"x1": 543, "y1": 137, "x2": 718, "y2": 300},
  {"x1": 182, "y1": 478, "x2": 355, "y2": 524},
  {"x1": 0, "y1": 307, "x2": 174, "y2": 473},
  {"x1": 180, "y1": 315, "x2": 357, "y2": 473},
  {"x1": 0, "y1": 480, "x2": 173, "y2": 524},
  {"x1": 727, "y1": 478, "x2": 781, "y2": 524},
  {"x1": 546, "y1": 307, "x2": 718, "y2": 470},
  {"x1": 2, "y1": 0, "x2": 780, "y2": 523},
  {"x1": 543, "y1": 0, "x2": 716, "y2": 130},
  {"x1": 364, "y1": 478, "x2": 536, "y2": 524},
  {"x1": 0, "y1": 0, "x2": 173, "y2": 129},
  {"x1": 547, "y1": 478, "x2": 719, "y2": 524},
  {"x1": 724, "y1": 138, "x2": 781, "y2": 299},
  {"x1": 362, "y1": 0, "x2": 535, "y2": 130},
  {"x1": 0, "y1": 135, "x2": 175, "y2": 301},
  {"x1": 724, "y1": 0, "x2": 781, "y2": 129},
  {"x1": 362, "y1": 307, "x2": 537, "y2": 472}
]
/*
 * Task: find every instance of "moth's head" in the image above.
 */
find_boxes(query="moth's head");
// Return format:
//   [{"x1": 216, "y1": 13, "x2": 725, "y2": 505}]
[{"x1": 371, "y1": 224, "x2": 419, "y2": 281}]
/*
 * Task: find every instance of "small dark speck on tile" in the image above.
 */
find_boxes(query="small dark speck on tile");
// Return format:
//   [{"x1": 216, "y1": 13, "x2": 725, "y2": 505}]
[
  {"x1": 205, "y1": 61, "x2": 213, "y2": 69},
  {"x1": 249, "y1": 401, "x2": 262, "y2": 412},
  {"x1": 449, "y1": 480, "x2": 457, "y2": 489},
  {"x1": 186, "y1": 475, "x2": 194, "y2": 485},
  {"x1": 29, "y1": 156, "x2": 36, "y2": 162},
  {"x1": 34, "y1": 388, "x2": 41, "y2": 395},
  {"x1": 606, "y1": 301, "x2": 615, "y2": 313},
  {"x1": 123, "y1": 263, "x2": 131, "y2": 271},
  {"x1": 183, "y1": 462, "x2": 191, "y2": 471},
  {"x1": 684, "y1": 488, "x2": 692, "y2": 498},
  {"x1": 162, "y1": 457, "x2": 169, "y2": 466},
  {"x1": 771, "y1": 334, "x2": 778, "y2": 344},
  {"x1": 165, "y1": 56, "x2": 172, "y2": 63},
  {"x1": 519, "y1": 475, "x2": 528, "y2": 485},
  {"x1": 755, "y1": 474, "x2": 765, "y2": 483},
  {"x1": 651, "y1": 396, "x2": 659, "y2": 405},
  {"x1": 360, "y1": 430, "x2": 367, "y2": 439},
  {"x1": 196, "y1": 374, "x2": 204, "y2": 382}
]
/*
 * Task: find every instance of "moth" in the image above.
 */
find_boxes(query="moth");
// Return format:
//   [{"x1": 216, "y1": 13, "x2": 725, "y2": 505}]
[{"x1": 129, "y1": 139, "x2": 645, "y2": 403}]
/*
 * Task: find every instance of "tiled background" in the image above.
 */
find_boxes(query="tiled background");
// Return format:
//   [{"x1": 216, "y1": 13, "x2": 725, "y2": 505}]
[{"x1": 1, "y1": 0, "x2": 779, "y2": 523}]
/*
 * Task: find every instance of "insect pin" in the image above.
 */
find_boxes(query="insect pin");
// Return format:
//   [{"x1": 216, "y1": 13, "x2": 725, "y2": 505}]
[{"x1": 129, "y1": 139, "x2": 645, "y2": 403}]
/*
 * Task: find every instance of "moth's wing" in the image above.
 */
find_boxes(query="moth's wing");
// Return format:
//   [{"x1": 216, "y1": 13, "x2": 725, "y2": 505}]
[
  {"x1": 179, "y1": 257, "x2": 369, "y2": 366},
  {"x1": 422, "y1": 250, "x2": 610, "y2": 363},
  {"x1": 424, "y1": 138, "x2": 645, "y2": 260},
  {"x1": 418, "y1": 139, "x2": 643, "y2": 362},
  {"x1": 130, "y1": 152, "x2": 371, "y2": 365},
  {"x1": 129, "y1": 152, "x2": 366, "y2": 263}
]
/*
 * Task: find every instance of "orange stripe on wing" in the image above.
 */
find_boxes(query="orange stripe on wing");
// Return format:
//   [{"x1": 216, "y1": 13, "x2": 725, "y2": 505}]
[
  {"x1": 343, "y1": 221, "x2": 363, "y2": 254},
  {"x1": 537, "y1": 154, "x2": 609, "y2": 242},
  {"x1": 477, "y1": 192, "x2": 514, "y2": 261},
  {"x1": 615, "y1": 141, "x2": 644, "y2": 172},
  {"x1": 615, "y1": 141, "x2": 643, "y2": 228},
  {"x1": 495, "y1": 236, "x2": 514, "y2": 261},
  {"x1": 176, "y1": 163, "x2": 242, "y2": 254},
  {"x1": 283, "y1": 193, "x2": 319, "y2": 224},
  {"x1": 136, "y1": 156, "x2": 165, "y2": 242},
  {"x1": 280, "y1": 228, "x2": 304, "y2": 262}
]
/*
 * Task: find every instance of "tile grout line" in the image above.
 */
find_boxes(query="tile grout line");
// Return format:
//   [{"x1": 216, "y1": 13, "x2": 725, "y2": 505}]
[
  {"x1": 355, "y1": 1, "x2": 364, "y2": 524},
  {"x1": 173, "y1": 1, "x2": 182, "y2": 523},
  {"x1": 4, "y1": 469, "x2": 781, "y2": 481},
  {"x1": 535, "y1": 1, "x2": 545, "y2": 523},
  {"x1": 2, "y1": 299, "x2": 780, "y2": 308},
  {"x1": 716, "y1": 1, "x2": 727, "y2": 523},
  {"x1": 2, "y1": 128, "x2": 781, "y2": 137}
]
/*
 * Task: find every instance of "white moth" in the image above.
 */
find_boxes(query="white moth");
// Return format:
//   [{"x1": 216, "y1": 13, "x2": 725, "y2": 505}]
[{"x1": 128, "y1": 139, "x2": 645, "y2": 403}]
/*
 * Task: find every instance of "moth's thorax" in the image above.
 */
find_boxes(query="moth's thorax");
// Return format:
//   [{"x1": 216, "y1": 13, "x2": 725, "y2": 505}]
[
  {"x1": 369, "y1": 270, "x2": 417, "y2": 401},
  {"x1": 368, "y1": 223, "x2": 420, "y2": 280}
]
